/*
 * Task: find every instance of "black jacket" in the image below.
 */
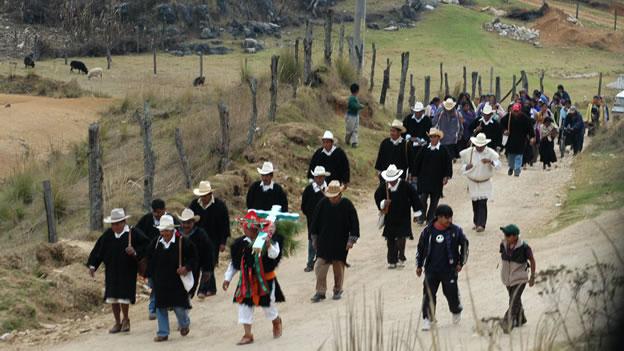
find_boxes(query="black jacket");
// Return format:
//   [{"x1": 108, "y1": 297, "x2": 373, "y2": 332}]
[
  {"x1": 416, "y1": 223, "x2": 469, "y2": 271},
  {"x1": 500, "y1": 113, "x2": 535, "y2": 155}
]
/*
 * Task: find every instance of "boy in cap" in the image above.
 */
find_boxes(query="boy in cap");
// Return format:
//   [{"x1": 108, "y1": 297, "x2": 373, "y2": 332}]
[{"x1": 499, "y1": 224, "x2": 536, "y2": 333}]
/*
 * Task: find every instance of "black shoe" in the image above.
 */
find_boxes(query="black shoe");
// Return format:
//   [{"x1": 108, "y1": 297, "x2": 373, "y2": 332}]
[
  {"x1": 508, "y1": 169, "x2": 513, "y2": 176},
  {"x1": 333, "y1": 290, "x2": 344, "y2": 300},
  {"x1": 310, "y1": 293, "x2": 326, "y2": 303},
  {"x1": 304, "y1": 265, "x2": 314, "y2": 272}
]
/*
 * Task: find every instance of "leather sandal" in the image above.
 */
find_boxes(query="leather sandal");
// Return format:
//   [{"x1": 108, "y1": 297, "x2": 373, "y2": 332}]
[
  {"x1": 272, "y1": 317, "x2": 283, "y2": 338},
  {"x1": 109, "y1": 323, "x2": 122, "y2": 334},
  {"x1": 236, "y1": 334, "x2": 254, "y2": 345}
]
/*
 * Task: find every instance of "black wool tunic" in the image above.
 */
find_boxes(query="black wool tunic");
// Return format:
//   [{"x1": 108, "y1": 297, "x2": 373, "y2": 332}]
[
  {"x1": 402, "y1": 114, "x2": 432, "y2": 143},
  {"x1": 230, "y1": 235, "x2": 285, "y2": 307},
  {"x1": 499, "y1": 113, "x2": 535, "y2": 155},
  {"x1": 307, "y1": 147, "x2": 351, "y2": 184},
  {"x1": 301, "y1": 184, "x2": 326, "y2": 239},
  {"x1": 135, "y1": 213, "x2": 179, "y2": 241},
  {"x1": 183, "y1": 226, "x2": 216, "y2": 297},
  {"x1": 374, "y1": 180, "x2": 423, "y2": 239},
  {"x1": 374, "y1": 138, "x2": 413, "y2": 174},
  {"x1": 146, "y1": 235, "x2": 198, "y2": 309},
  {"x1": 413, "y1": 146, "x2": 453, "y2": 196},
  {"x1": 246, "y1": 181, "x2": 289, "y2": 212},
  {"x1": 87, "y1": 227, "x2": 149, "y2": 304},
  {"x1": 469, "y1": 118, "x2": 503, "y2": 149},
  {"x1": 188, "y1": 197, "x2": 231, "y2": 247},
  {"x1": 310, "y1": 197, "x2": 360, "y2": 263}
]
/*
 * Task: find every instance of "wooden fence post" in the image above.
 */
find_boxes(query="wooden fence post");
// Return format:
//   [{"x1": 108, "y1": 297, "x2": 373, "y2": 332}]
[
  {"x1": 106, "y1": 48, "x2": 112, "y2": 70},
  {"x1": 424, "y1": 76, "x2": 431, "y2": 104},
  {"x1": 512, "y1": 75, "x2": 517, "y2": 97},
  {"x1": 324, "y1": 9, "x2": 333, "y2": 66},
  {"x1": 539, "y1": 70, "x2": 545, "y2": 93},
  {"x1": 269, "y1": 55, "x2": 279, "y2": 122},
  {"x1": 471, "y1": 72, "x2": 478, "y2": 98},
  {"x1": 478, "y1": 75, "x2": 482, "y2": 97},
  {"x1": 218, "y1": 102, "x2": 230, "y2": 172},
  {"x1": 439, "y1": 62, "x2": 443, "y2": 93},
  {"x1": 521, "y1": 70, "x2": 528, "y2": 93},
  {"x1": 303, "y1": 20, "x2": 313, "y2": 85},
  {"x1": 88, "y1": 123, "x2": 103, "y2": 232},
  {"x1": 576, "y1": 2, "x2": 579, "y2": 19},
  {"x1": 174, "y1": 128, "x2": 192, "y2": 189},
  {"x1": 141, "y1": 101, "x2": 155, "y2": 211},
  {"x1": 462, "y1": 66, "x2": 467, "y2": 93},
  {"x1": 380, "y1": 58, "x2": 391, "y2": 106},
  {"x1": 294, "y1": 38, "x2": 300, "y2": 65},
  {"x1": 152, "y1": 40, "x2": 157, "y2": 75},
  {"x1": 495, "y1": 76, "x2": 501, "y2": 102},
  {"x1": 43, "y1": 180, "x2": 57, "y2": 243},
  {"x1": 444, "y1": 72, "x2": 449, "y2": 97},
  {"x1": 338, "y1": 24, "x2": 345, "y2": 58},
  {"x1": 396, "y1": 52, "x2": 409, "y2": 119},
  {"x1": 615, "y1": 10, "x2": 618, "y2": 31},
  {"x1": 199, "y1": 51, "x2": 204, "y2": 78},
  {"x1": 369, "y1": 43, "x2": 376, "y2": 92},
  {"x1": 489, "y1": 67, "x2": 494, "y2": 94},
  {"x1": 408, "y1": 73, "x2": 416, "y2": 108},
  {"x1": 247, "y1": 77, "x2": 258, "y2": 146},
  {"x1": 598, "y1": 72, "x2": 603, "y2": 96}
]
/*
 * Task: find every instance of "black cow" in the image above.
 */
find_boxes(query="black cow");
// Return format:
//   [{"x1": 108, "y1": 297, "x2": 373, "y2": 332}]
[
  {"x1": 24, "y1": 55, "x2": 35, "y2": 68},
  {"x1": 193, "y1": 76, "x2": 205, "y2": 87},
  {"x1": 70, "y1": 60, "x2": 88, "y2": 74}
]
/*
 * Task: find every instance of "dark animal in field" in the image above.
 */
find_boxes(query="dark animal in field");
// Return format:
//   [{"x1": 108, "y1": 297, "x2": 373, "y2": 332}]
[
  {"x1": 70, "y1": 60, "x2": 88, "y2": 74},
  {"x1": 193, "y1": 76, "x2": 205, "y2": 87},
  {"x1": 24, "y1": 55, "x2": 35, "y2": 68}
]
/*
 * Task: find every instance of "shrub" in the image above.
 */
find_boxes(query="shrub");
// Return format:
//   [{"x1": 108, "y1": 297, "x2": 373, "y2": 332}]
[
  {"x1": 7, "y1": 172, "x2": 36, "y2": 204},
  {"x1": 334, "y1": 57, "x2": 357, "y2": 88},
  {"x1": 278, "y1": 50, "x2": 302, "y2": 85}
]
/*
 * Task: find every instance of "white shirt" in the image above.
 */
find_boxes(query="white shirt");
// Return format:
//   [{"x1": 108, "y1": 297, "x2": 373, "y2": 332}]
[
  {"x1": 480, "y1": 117, "x2": 494, "y2": 125},
  {"x1": 390, "y1": 136, "x2": 404, "y2": 146},
  {"x1": 114, "y1": 225, "x2": 130, "y2": 239},
  {"x1": 429, "y1": 143, "x2": 441, "y2": 151},
  {"x1": 322, "y1": 146, "x2": 336, "y2": 156},
  {"x1": 223, "y1": 237, "x2": 281, "y2": 282},
  {"x1": 412, "y1": 114, "x2": 424, "y2": 123},
  {"x1": 198, "y1": 196, "x2": 215, "y2": 209},
  {"x1": 312, "y1": 181, "x2": 327, "y2": 193},
  {"x1": 159, "y1": 233, "x2": 176, "y2": 250},
  {"x1": 261, "y1": 181, "x2": 275, "y2": 192}
]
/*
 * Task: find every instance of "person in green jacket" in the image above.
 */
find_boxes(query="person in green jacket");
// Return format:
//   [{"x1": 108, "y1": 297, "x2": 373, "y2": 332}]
[{"x1": 346, "y1": 83, "x2": 364, "y2": 148}]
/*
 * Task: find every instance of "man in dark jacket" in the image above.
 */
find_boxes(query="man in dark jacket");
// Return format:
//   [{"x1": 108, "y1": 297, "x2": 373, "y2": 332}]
[
  {"x1": 563, "y1": 106, "x2": 585, "y2": 155},
  {"x1": 146, "y1": 215, "x2": 198, "y2": 342},
  {"x1": 88, "y1": 208, "x2": 149, "y2": 334},
  {"x1": 375, "y1": 164, "x2": 423, "y2": 268},
  {"x1": 469, "y1": 104, "x2": 502, "y2": 150},
  {"x1": 416, "y1": 205, "x2": 469, "y2": 331},
  {"x1": 306, "y1": 131, "x2": 350, "y2": 186},
  {"x1": 402, "y1": 101, "x2": 432, "y2": 150},
  {"x1": 500, "y1": 103, "x2": 536, "y2": 177},
  {"x1": 189, "y1": 180, "x2": 230, "y2": 297},
  {"x1": 177, "y1": 208, "x2": 215, "y2": 299},
  {"x1": 246, "y1": 161, "x2": 288, "y2": 212},
  {"x1": 375, "y1": 120, "x2": 412, "y2": 180},
  {"x1": 301, "y1": 166, "x2": 330, "y2": 272},
  {"x1": 412, "y1": 128, "x2": 453, "y2": 224},
  {"x1": 310, "y1": 181, "x2": 359, "y2": 302}
]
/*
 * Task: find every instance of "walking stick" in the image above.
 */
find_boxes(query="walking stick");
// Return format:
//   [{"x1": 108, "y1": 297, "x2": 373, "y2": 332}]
[{"x1": 404, "y1": 138, "x2": 410, "y2": 181}]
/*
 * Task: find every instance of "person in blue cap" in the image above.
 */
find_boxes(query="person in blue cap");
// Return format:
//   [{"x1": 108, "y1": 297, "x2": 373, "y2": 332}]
[{"x1": 499, "y1": 224, "x2": 536, "y2": 333}]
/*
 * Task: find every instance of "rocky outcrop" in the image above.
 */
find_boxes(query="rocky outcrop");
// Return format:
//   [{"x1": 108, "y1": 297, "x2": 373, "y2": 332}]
[{"x1": 484, "y1": 18, "x2": 540, "y2": 46}]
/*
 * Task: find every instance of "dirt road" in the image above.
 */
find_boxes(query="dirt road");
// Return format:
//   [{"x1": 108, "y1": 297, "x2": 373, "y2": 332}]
[
  {"x1": 517, "y1": 0, "x2": 618, "y2": 28},
  {"x1": 0, "y1": 94, "x2": 111, "y2": 178},
  {"x1": 10, "y1": 154, "x2": 623, "y2": 350}
]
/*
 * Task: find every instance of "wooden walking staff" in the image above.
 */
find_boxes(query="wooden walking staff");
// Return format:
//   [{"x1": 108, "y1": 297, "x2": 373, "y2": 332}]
[{"x1": 178, "y1": 233, "x2": 194, "y2": 292}]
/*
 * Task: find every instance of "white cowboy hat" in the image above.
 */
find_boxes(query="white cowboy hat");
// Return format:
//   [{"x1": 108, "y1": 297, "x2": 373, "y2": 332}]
[
  {"x1": 155, "y1": 214, "x2": 177, "y2": 231},
  {"x1": 324, "y1": 180, "x2": 345, "y2": 198},
  {"x1": 443, "y1": 98, "x2": 457, "y2": 111},
  {"x1": 389, "y1": 119, "x2": 407, "y2": 133},
  {"x1": 310, "y1": 165, "x2": 331, "y2": 177},
  {"x1": 177, "y1": 208, "x2": 200, "y2": 222},
  {"x1": 321, "y1": 130, "x2": 335, "y2": 141},
  {"x1": 411, "y1": 101, "x2": 425, "y2": 112},
  {"x1": 470, "y1": 133, "x2": 491, "y2": 147},
  {"x1": 381, "y1": 164, "x2": 404, "y2": 182},
  {"x1": 427, "y1": 127, "x2": 445, "y2": 139},
  {"x1": 257, "y1": 161, "x2": 275, "y2": 175},
  {"x1": 103, "y1": 208, "x2": 131, "y2": 224},
  {"x1": 193, "y1": 180, "x2": 214, "y2": 196},
  {"x1": 482, "y1": 103, "x2": 493, "y2": 115}
]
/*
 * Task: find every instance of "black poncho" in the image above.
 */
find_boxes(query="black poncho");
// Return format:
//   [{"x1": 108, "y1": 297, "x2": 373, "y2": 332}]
[
  {"x1": 246, "y1": 181, "x2": 289, "y2": 212},
  {"x1": 310, "y1": 197, "x2": 360, "y2": 263},
  {"x1": 402, "y1": 114, "x2": 432, "y2": 143},
  {"x1": 374, "y1": 180, "x2": 423, "y2": 239},
  {"x1": 307, "y1": 147, "x2": 351, "y2": 184},
  {"x1": 87, "y1": 227, "x2": 149, "y2": 304},
  {"x1": 469, "y1": 118, "x2": 503, "y2": 149},
  {"x1": 413, "y1": 146, "x2": 453, "y2": 196},
  {"x1": 499, "y1": 113, "x2": 535, "y2": 155},
  {"x1": 134, "y1": 212, "x2": 180, "y2": 241},
  {"x1": 374, "y1": 138, "x2": 413, "y2": 174},
  {"x1": 189, "y1": 197, "x2": 231, "y2": 247},
  {"x1": 183, "y1": 226, "x2": 215, "y2": 297},
  {"x1": 301, "y1": 183, "x2": 326, "y2": 238}
]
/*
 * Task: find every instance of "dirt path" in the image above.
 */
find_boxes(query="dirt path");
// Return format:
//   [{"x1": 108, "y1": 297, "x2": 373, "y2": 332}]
[
  {"x1": 0, "y1": 94, "x2": 112, "y2": 179},
  {"x1": 517, "y1": 0, "x2": 617, "y2": 28},
  {"x1": 9, "y1": 154, "x2": 624, "y2": 350}
]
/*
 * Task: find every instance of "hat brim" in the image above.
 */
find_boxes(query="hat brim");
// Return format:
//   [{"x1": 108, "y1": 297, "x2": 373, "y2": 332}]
[
  {"x1": 321, "y1": 136, "x2": 335, "y2": 141},
  {"x1": 177, "y1": 215, "x2": 200, "y2": 222},
  {"x1": 427, "y1": 131, "x2": 444, "y2": 139},
  {"x1": 381, "y1": 169, "x2": 404, "y2": 182},
  {"x1": 103, "y1": 215, "x2": 131, "y2": 224},
  {"x1": 324, "y1": 187, "x2": 344, "y2": 198},
  {"x1": 499, "y1": 226, "x2": 518, "y2": 236},
  {"x1": 389, "y1": 124, "x2": 407, "y2": 133},
  {"x1": 311, "y1": 170, "x2": 331, "y2": 177},
  {"x1": 193, "y1": 189, "x2": 213, "y2": 196},
  {"x1": 411, "y1": 106, "x2": 425, "y2": 112},
  {"x1": 155, "y1": 224, "x2": 178, "y2": 231},
  {"x1": 443, "y1": 102, "x2": 457, "y2": 110},
  {"x1": 470, "y1": 137, "x2": 491, "y2": 147},
  {"x1": 257, "y1": 168, "x2": 274, "y2": 175}
]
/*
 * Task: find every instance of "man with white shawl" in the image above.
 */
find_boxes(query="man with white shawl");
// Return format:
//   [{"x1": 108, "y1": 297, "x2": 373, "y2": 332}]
[{"x1": 459, "y1": 133, "x2": 501, "y2": 232}]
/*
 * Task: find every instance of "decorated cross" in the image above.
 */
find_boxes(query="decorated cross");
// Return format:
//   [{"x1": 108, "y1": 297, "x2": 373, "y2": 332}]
[{"x1": 248, "y1": 205, "x2": 299, "y2": 254}]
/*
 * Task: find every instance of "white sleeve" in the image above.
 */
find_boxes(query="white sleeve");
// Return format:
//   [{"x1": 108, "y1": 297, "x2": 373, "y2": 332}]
[
  {"x1": 413, "y1": 210, "x2": 422, "y2": 219},
  {"x1": 268, "y1": 241, "x2": 281, "y2": 259},
  {"x1": 224, "y1": 262, "x2": 238, "y2": 282},
  {"x1": 380, "y1": 200, "x2": 386, "y2": 209}
]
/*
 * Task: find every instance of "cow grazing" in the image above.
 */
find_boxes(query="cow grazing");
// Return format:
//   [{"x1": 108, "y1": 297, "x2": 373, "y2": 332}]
[
  {"x1": 70, "y1": 60, "x2": 88, "y2": 74},
  {"x1": 193, "y1": 76, "x2": 205, "y2": 87},
  {"x1": 24, "y1": 55, "x2": 35, "y2": 68},
  {"x1": 87, "y1": 67, "x2": 103, "y2": 80}
]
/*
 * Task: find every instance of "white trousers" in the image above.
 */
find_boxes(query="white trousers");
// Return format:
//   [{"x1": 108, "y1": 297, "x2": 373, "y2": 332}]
[{"x1": 237, "y1": 282, "x2": 279, "y2": 324}]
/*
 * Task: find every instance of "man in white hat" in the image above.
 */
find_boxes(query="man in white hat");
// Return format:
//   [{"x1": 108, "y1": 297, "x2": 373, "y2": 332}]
[
  {"x1": 469, "y1": 103, "x2": 502, "y2": 150},
  {"x1": 146, "y1": 215, "x2": 198, "y2": 342},
  {"x1": 310, "y1": 180, "x2": 359, "y2": 302},
  {"x1": 432, "y1": 98, "x2": 464, "y2": 160},
  {"x1": 301, "y1": 166, "x2": 330, "y2": 272},
  {"x1": 374, "y1": 120, "x2": 413, "y2": 181},
  {"x1": 374, "y1": 165, "x2": 423, "y2": 269},
  {"x1": 189, "y1": 180, "x2": 230, "y2": 297},
  {"x1": 402, "y1": 101, "x2": 432, "y2": 153},
  {"x1": 412, "y1": 128, "x2": 453, "y2": 224},
  {"x1": 88, "y1": 208, "x2": 150, "y2": 334},
  {"x1": 178, "y1": 208, "x2": 215, "y2": 299},
  {"x1": 246, "y1": 161, "x2": 289, "y2": 212},
  {"x1": 459, "y1": 133, "x2": 501, "y2": 232},
  {"x1": 306, "y1": 130, "x2": 351, "y2": 186}
]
